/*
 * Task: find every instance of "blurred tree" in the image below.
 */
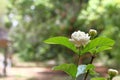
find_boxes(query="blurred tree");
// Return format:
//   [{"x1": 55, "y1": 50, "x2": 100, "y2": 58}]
[
  {"x1": 0, "y1": 0, "x2": 7, "y2": 27},
  {"x1": 5, "y1": 0, "x2": 88, "y2": 62},
  {"x1": 5, "y1": 0, "x2": 120, "y2": 68},
  {"x1": 76, "y1": 0, "x2": 120, "y2": 68}
]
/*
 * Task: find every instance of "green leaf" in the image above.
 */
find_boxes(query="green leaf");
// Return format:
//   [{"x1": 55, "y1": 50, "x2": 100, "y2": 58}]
[
  {"x1": 86, "y1": 64, "x2": 96, "y2": 75},
  {"x1": 86, "y1": 64, "x2": 95, "y2": 71},
  {"x1": 52, "y1": 64, "x2": 77, "y2": 78},
  {"x1": 81, "y1": 37, "x2": 115, "y2": 54},
  {"x1": 76, "y1": 65, "x2": 87, "y2": 77},
  {"x1": 91, "y1": 77, "x2": 107, "y2": 80},
  {"x1": 44, "y1": 36, "x2": 78, "y2": 54}
]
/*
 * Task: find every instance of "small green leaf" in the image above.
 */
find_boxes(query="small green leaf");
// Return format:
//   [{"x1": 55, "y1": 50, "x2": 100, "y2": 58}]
[
  {"x1": 86, "y1": 64, "x2": 96, "y2": 75},
  {"x1": 86, "y1": 64, "x2": 95, "y2": 71},
  {"x1": 44, "y1": 36, "x2": 78, "y2": 54},
  {"x1": 76, "y1": 65, "x2": 87, "y2": 77},
  {"x1": 91, "y1": 77, "x2": 107, "y2": 80},
  {"x1": 53, "y1": 63, "x2": 77, "y2": 78},
  {"x1": 81, "y1": 37, "x2": 115, "y2": 54},
  {"x1": 96, "y1": 46, "x2": 112, "y2": 53}
]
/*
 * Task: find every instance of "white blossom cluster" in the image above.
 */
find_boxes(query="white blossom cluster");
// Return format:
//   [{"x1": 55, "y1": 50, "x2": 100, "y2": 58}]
[
  {"x1": 69, "y1": 30, "x2": 90, "y2": 47},
  {"x1": 69, "y1": 29, "x2": 97, "y2": 47}
]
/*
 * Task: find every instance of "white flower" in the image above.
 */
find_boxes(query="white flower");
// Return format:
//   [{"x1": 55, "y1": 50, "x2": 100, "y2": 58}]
[
  {"x1": 69, "y1": 30, "x2": 90, "y2": 47},
  {"x1": 108, "y1": 69, "x2": 118, "y2": 77}
]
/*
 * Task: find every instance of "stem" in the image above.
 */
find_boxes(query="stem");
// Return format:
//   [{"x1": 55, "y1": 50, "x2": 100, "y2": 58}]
[
  {"x1": 74, "y1": 47, "x2": 81, "y2": 80},
  {"x1": 82, "y1": 55, "x2": 95, "y2": 80},
  {"x1": 77, "y1": 47, "x2": 81, "y2": 66},
  {"x1": 109, "y1": 76, "x2": 113, "y2": 80},
  {"x1": 107, "y1": 76, "x2": 113, "y2": 80},
  {"x1": 77, "y1": 55, "x2": 80, "y2": 66}
]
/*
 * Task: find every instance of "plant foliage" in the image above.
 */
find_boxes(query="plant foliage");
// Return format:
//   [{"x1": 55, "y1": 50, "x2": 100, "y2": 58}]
[
  {"x1": 81, "y1": 37, "x2": 115, "y2": 54},
  {"x1": 44, "y1": 37, "x2": 78, "y2": 54}
]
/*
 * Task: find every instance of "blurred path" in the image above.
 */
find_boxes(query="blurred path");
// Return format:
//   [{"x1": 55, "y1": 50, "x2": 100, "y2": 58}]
[
  {"x1": 0, "y1": 54, "x2": 67, "y2": 80},
  {"x1": 0, "y1": 67, "x2": 66, "y2": 80},
  {"x1": 0, "y1": 65, "x2": 119, "y2": 80}
]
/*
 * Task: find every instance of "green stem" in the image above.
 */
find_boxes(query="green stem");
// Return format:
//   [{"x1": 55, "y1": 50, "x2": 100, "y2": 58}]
[
  {"x1": 77, "y1": 55, "x2": 80, "y2": 66},
  {"x1": 109, "y1": 76, "x2": 113, "y2": 80},
  {"x1": 82, "y1": 55, "x2": 95, "y2": 80},
  {"x1": 75, "y1": 47, "x2": 81, "y2": 80},
  {"x1": 107, "y1": 77, "x2": 112, "y2": 80},
  {"x1": 77, "y1": 47, "x2": 81, "y2": 66}
]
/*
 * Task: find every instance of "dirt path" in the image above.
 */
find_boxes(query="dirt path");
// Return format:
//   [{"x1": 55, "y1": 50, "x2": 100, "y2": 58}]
[
  {"x1": 0, "y1": 54, "x2": 67, "y2": 80},
  {"x1": 0, "y1": 67, "x2": 67, "y2": 80},
  {"x1": 0, "y1": 66, "x2": 119, "y2": 80}
]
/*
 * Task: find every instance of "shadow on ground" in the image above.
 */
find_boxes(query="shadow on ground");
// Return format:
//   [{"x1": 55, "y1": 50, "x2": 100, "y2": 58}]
[{"x1": 27, "y1": 70, "x2": 67, "y2": 80}]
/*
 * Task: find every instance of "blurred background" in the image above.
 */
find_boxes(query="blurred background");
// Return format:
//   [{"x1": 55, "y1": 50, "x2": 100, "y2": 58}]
[{"x1": 0, "y1": 0, "x2": 120, "y2": 80}]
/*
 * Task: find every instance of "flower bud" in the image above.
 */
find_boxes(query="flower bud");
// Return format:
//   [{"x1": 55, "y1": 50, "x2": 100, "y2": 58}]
[
  {"x1": 89, "y1": 29, "x2": 97, "y2": 37},
  {"x1": 108, "y1": 69, "x2": 118, "y2": 77}
]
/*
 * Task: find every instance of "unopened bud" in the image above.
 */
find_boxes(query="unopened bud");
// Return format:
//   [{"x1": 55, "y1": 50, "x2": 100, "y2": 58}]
[
  {"x1": 89, "y1": 29, "x2": 97, "y2": 37},
  {"x1": 108, "y1": 69, "x2": 118, "y2": 77}
]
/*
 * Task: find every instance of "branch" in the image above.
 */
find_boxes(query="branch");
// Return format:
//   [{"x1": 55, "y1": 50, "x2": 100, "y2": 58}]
[{"x1": 82, "y1": 55, "x2": 95, "y2": 80}]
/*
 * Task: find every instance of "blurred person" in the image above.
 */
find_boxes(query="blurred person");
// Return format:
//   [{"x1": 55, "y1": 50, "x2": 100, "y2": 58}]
[{"x1": 0, "y1": 53, "x2": 11, "y2": 76}]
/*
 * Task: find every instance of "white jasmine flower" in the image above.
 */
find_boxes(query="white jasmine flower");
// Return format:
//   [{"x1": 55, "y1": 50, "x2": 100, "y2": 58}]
[{"x1": 69, "y1": 30, "x2": 90, "y2": 47}]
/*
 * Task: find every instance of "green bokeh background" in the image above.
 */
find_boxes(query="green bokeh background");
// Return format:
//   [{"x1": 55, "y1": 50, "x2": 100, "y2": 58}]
[{"x1": 1, "y1": 0, "x2": 120, "y2": 68}]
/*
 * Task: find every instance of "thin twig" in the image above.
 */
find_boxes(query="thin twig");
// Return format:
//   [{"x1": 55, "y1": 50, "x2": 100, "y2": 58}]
[{"x1": 82, "y1": 56, "x2": 95, "y2": 80}]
